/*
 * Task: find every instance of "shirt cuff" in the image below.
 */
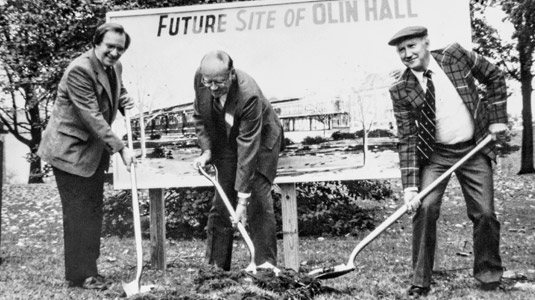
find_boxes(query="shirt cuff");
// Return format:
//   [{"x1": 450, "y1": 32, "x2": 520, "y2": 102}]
[
  {"x1": 237, "y1": 192, "x2": 251, "y2": 199},
  {"x1": 404, "y1": 187, "x2": 418, "y2": 193}
]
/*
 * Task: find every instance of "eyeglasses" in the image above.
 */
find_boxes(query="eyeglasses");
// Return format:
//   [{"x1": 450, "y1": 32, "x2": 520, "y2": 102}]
[{"x1": 201, "y1": 73, "x2": 231, "y2": 87}]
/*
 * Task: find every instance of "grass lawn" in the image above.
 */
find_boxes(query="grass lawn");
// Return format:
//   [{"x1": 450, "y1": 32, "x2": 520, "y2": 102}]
[{"x1": 2, "y1": 132, "x2": 535, "y2": 299}]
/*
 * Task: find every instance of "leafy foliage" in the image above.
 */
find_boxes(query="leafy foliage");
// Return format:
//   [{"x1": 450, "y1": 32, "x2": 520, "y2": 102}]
[
  {"x1": 302, "y1": 136, "x2": 329, "y2": 145},
  {"x1": 470, "y1": 0, "x2": 534, "y2": 173},
  {"x1": 355, "y1": 128, "x2": 395, "y2": 138},
  {"x1": 163, "y1": 187, "x2": 213, "y2": 239},
  {"x1": 343, "y1": 180, "x2": 394, "y2": 201},
  {"x1": 102, "y1": 180, "x2": 390, "y2": 239},
  {"x1": 287, "y1": 181, "x2": 378, "y2": 237},
  {"x1": 102, "y1": 186, "x2": 213, "y2": 239},
  {"x1": 331, "y1": 131, "x2": 356, "y2": 140},
  {"x1": 102, "y1": 190, "x2": 139, "y2": 238}
]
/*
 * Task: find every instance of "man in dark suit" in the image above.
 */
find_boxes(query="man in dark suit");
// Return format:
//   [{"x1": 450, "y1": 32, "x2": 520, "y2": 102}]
[
  {"x1": 192, "y1": 50, "x2": 283, "y2": 271},
  {"x1": 388, "y1": 26, "x2": 508, "y2": 297},
  {"x1": 37, "y1": 23, "x2": 135, "y2": 290}
]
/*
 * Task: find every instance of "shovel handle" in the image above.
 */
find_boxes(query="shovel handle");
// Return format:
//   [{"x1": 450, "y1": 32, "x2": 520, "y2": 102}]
[
  {"x1": 198, "y1": 165, "x2": 256, "y2": 271},
  {"x1": 125, "y1": 114, "x2": 144, "y2": 284},
  {"x1": 346, "y1": 135, "x2": 492, "y2": 266}
]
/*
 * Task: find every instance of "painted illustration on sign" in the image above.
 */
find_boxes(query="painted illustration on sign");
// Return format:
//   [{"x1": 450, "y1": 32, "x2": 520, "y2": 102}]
[{"x1": 109, "y1": 0, "x2": 471, "y2": 189}]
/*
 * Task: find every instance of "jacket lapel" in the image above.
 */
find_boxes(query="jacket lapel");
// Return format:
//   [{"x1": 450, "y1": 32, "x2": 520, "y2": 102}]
[
  {"x1": 88, "y1": 50, "x2": 115, "y2": 119},
  {"x1": 402, "y1": 69, "x2": 426, "y2": 109}
]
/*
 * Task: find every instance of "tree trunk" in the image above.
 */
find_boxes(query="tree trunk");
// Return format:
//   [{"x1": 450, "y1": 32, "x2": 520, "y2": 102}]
[
  {"x1": 27, "y1": 88, "x2": 44, "y2": 184},
  {"x1": 517, "y1": 34, "x2": 535, "y2": 174},
  {"x1": 362, "y1": 130, "x2": 368, "y2": 167},
  {"x1": 518, "y1": 81, "x2": 534, "y2": 174},
  {"x1": 0, "y1": 132, "x2": 3, "y2": 264},
  {"x1": 140, "y1": 106, "x2": 147, "y2": 158}
]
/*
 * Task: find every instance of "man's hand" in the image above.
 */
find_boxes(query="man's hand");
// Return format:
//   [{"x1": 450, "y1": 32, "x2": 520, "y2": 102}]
[
  {"x1": 404, "y1": 189, "x2": 420, "y2": 213},
  {"x1": 193, "y1": 150, "x2": 212, "y2": 170},
  {"x1": 489, "y1": 123, "x2": 509, "y2": 142},
  {"x1": 120, "y1": 146, "x2": 135, "y2": 172},
  {"x1": 119, "y1": 95, "x2": 135, "y2": 110},
  {"x1": 233, "y1": 197, "x2": 248, "y2": 227}
]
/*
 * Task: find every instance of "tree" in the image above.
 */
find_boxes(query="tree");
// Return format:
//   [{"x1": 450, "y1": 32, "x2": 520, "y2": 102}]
[
  {"x1": 471, "y1": 0, "x2": 535, "y2": 174},
  {"x1": 0, "y1": 0, "x2": 107, "y2": 183}
]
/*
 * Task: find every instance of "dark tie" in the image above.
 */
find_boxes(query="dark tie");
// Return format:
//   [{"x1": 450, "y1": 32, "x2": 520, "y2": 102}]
[
  {"x1": 213, "y1": 96, "x2": 223, "y2": 112},
  {"x1": 417, "y1": 70, "x2": 436, "y2": 161},
  {"x1": 106, "y1": 67, "x2": 117, "y2": 101}
]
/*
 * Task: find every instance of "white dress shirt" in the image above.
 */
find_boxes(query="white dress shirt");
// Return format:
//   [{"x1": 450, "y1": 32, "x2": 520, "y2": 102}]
[{"x1": 411, "y1": 56, "x2": 474, "y2": 145}]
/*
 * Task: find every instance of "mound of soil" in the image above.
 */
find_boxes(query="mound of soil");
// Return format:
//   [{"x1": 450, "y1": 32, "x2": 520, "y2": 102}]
[{"x1": 131, "y1": 265, "x2": 337, "y2": 300}]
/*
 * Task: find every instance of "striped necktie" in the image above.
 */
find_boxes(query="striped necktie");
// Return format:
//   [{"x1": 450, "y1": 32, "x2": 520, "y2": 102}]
[{"x1": 417, "y1": 70, "x2": 436, "y2": 162}]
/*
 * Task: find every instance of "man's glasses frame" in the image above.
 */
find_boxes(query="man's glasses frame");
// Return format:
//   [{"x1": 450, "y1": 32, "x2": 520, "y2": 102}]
[{"x1": 201, "y1": 73, "x2": 232, "y2": 88}]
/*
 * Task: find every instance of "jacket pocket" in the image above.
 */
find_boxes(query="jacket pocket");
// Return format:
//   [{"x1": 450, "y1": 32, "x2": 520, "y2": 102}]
[{"x1": 57, "y1": 125, "x2": 90, "y2": 141}]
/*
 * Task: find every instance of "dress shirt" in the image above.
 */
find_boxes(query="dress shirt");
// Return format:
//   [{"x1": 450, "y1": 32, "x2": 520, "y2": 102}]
[{"x1": 411, "y1": 56, "x2": 474, "y2": 145}]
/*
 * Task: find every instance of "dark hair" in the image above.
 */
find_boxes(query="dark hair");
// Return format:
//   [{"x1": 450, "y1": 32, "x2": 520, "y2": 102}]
[{"x1": 92, "y1": 23, "x2": 131, "y2": 50}]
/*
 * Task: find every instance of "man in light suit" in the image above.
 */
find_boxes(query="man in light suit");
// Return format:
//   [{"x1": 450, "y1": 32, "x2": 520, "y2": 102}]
[
  {"x1": 38, "y1": 23, "x2": 135, "y2": 290},
  {"x1": 388, "y1": 26, "x2": 508, "y2": 297},
  {"x1": 192, "y1": 50, "x2": 283, "y2": 271}
]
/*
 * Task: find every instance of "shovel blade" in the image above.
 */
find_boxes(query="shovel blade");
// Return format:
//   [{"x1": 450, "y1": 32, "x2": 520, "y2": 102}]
[
  {"x1": 244, "y1": 262, "x2": 257, "y2": 274},
  {"x1": 122, "y1": 279, "x2": 140, "y2": 297},
  {"x1": 257, "y1": 262, "x2": 281, "y2": 276},
  {"x1": 308, "y1": 264, "x2": 355, "y2": 280}
]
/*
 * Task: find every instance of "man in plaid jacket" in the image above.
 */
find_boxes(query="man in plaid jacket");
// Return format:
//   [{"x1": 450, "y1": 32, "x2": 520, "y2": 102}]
[{"x1": 388, "y1": 26, "x2": 508, "y2": 297}]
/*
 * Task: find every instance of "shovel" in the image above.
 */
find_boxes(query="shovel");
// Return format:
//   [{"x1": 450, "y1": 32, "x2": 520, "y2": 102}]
[
  {"x1": 122, "y1": 114, "x2": 153, "y2": 296},
  {"x1": 308, "y1": 135, "x2": 493, "y2": 280},
  {"x1": 198, "y1": 164, "x2": 257, "y2": 274}
]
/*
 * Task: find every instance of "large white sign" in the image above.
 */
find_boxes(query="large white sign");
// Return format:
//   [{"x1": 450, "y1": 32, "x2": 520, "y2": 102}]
[{"x1": 110, "y1": 0, "x2": 471, "y2": 189}]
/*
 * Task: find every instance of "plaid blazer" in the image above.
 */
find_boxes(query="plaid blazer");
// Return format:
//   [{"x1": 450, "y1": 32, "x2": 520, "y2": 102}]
[{"x1": 389, "y1": 43, "x2": 508, "y2": 189}]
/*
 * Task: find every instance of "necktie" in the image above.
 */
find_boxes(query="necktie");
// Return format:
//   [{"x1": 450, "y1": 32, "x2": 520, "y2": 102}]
[
  {"x1": 417, "y1": 70, "x2": 436, "y2": 161},
  {"x1": 213, "y1": 97, "x2": 223, "y2": 112},
  {"x1": 106, "y1": 67, "x2": 117, "y2": 101}
]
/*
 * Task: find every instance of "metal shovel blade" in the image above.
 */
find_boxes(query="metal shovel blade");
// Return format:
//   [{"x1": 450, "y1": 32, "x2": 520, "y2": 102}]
[
  {"x1": 122, "y1": 279, "x2": 140, "y2": 297},
  {"x1": 307, "y1": 264, "x2": 355, "y2": 280},
  {"x1": 122, "y1": 281, "x2": 155, "y2": 297}
]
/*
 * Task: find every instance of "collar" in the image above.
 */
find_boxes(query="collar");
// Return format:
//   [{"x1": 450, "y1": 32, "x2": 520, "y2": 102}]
[{"x1": 410, "y1": 56, "x2": 440, "y2": 87}]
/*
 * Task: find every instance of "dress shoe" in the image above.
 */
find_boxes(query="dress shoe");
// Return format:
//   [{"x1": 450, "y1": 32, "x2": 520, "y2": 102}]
[
  {"x1": 407, "y1": 285, "x2": 430, "y2": 298},
  {"x1": 480, "y1": 281, "x2": 501, "y2": 291},
  {"x1": 81, "y1": 275, "x2": 110, "y2": 291}
]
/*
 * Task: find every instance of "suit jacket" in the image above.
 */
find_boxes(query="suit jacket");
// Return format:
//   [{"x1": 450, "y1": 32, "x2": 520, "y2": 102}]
[
  {"x1": 193, "y1": 69, "x2": 283, "y2": 194},
  {"x1": 38, "y1": 49, "x2": 127, "y2": 177},
  {"x1": 390, "y1": 43, "x2": 507, "y2": 189}
]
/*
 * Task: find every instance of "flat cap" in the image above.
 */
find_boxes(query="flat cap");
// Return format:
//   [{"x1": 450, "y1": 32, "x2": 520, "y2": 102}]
[{"x1": 388, "y1": 26, "x2": 428, "y2": 46}]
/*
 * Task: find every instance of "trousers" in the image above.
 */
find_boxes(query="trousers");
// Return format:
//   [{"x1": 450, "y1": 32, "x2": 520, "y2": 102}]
[
  {"x1": 204, "y1": 157, "x2": 277, "y2": 271},
  {"x1": 53, "y1": 154, "x2": 108, "y2": 284},
  {"x1": 412, "y1": 142, "x2": 503, "y2": 287}
]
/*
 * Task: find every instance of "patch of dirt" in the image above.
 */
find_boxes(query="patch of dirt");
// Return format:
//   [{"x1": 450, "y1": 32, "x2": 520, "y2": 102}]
[{"x1": 128, "y1": 265, "x2": 338, "y2": 300}]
